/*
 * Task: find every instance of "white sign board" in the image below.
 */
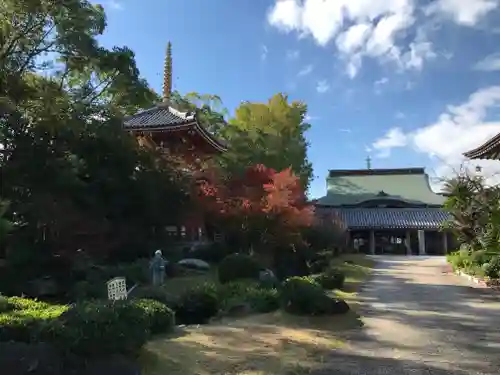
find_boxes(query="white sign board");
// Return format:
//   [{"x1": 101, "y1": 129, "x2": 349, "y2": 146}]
[{"x1": 107, "y1": 277, "x2": 128, "y2": 300}]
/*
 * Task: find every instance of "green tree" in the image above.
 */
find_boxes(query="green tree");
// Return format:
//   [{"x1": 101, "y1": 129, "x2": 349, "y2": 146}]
[
  {"x1": 0, "y1": 0, "x2": 190, "y2": 274},
  {"x1": 220, "y1": 93, "x2": 313, "y2": 191}
]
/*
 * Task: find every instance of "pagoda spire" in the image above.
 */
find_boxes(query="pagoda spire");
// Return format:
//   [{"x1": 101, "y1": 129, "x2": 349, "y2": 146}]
[{"x1": 163, "y1": 42, "x2": 172, "y2": 102}]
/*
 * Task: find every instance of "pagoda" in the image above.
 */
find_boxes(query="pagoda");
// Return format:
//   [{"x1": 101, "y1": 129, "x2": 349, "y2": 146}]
[
  {"x1": 123, "y1": 43, "x2": 226, "y2": 164},
  {"x1": 315, "y1": 164, "x2": 454, "y2": 255},
  {"x1": 123, "y1": 43, "x2": 226, "y2": 244},
  {"x1": 463, "y1": 132, "x2": 500, "y2": 160}
]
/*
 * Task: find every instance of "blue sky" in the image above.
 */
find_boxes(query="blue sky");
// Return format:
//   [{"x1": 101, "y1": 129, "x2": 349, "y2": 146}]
[{"x1": 96, "y1": 0, "x2": 500, "y2": 198}]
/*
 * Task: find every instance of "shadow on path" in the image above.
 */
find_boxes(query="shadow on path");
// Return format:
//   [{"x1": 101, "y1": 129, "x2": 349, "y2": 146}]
[{"x1": 315, "y1": 256, "x2": 500, "y2": 375}]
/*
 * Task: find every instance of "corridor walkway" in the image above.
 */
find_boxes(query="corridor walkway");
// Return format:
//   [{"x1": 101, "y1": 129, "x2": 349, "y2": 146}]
[{"x1": 317, "y1": 256, "x2": 500, "y2": 375}]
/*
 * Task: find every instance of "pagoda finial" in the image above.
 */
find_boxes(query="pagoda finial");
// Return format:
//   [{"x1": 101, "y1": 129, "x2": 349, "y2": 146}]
[
  {"x1": 163, "y1": 42, "x2": 172, "y2": 102},
  {"x1": 366, "y1": 156, "x2": 372, "y2": 170}
]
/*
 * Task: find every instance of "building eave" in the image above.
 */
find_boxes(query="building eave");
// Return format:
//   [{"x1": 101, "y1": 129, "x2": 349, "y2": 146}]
[{"x1": 463, "y1": 132, "x2": 500, "y2": 160}]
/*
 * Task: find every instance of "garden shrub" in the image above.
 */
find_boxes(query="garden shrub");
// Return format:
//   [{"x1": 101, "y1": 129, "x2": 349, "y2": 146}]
[
  {"x1": 70, "y1": 280, "x2": 106, "y2": 301},
  {"x1": 133, "y1": 299, "x2": 175, "y2": 334},
  {"x1": 218, "y1": 281, "x2": 280, "y2": 314},
  {"x1": 309, "y1": 258, "x2": 329, "y2": 274},
  {"x1": 281, "y1": 276, "x2": 331, "y2": 315},
  {"x1": 312, "y1": 268, "x2": 346, "y2": 290},
  {"x1": 53, "y1": 300, "x2": 150, "y2": 358},
  {"x1": 0, "y1": 298, "x2": 68, "y2": 343},
  {"x1": 175, "y1": 283, "x2": 219, "y2": 325},
  {"x1": 483, "y1": 256, "x2": 500, "y2": 279},
  {"x1": 130, "y1": 285, "x2": 177, "y2": 308},
  {"x1": 0, "y1": 295, "x2": 12, "y2": 313},
  {"x1": 218, "y1": 254, "x2": 262, "y2": 284}
]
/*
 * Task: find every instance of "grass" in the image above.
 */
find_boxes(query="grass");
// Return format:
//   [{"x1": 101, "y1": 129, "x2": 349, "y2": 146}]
[{"x1": 140, "y1": 253, "x2": 377, "y2": 375}]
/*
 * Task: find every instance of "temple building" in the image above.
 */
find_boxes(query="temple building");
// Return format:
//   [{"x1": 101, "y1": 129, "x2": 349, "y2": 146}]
[
  {"x1": 122, "y1": 43, "x2": 226, "y2": 244},
  {"x1": 315, "y1": 165, "x2": 453, "y2": 255},
  {"x1": 463, "y1": 133, "x2": 500, "y2": 160}
]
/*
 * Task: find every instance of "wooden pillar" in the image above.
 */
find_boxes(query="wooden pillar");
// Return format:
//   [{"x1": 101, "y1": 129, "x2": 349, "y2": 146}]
[
  {"x1": 418, "y1": 230, "x2": 426, "y2": 255},
  {"x1": 443, "y1": 231, "x2": 448, "y2": 254},
  {"x1": 369, "y1": 230, "x2": 375, "y2": 255},
  {"x1": 405, "y1": 230, "x2": 412, "y2": 255}
]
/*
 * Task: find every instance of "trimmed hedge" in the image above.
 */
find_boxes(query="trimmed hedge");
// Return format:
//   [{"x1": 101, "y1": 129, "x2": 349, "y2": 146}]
[
  {"x1": 175, "y1": 283, "x2": 219, "y2": 325},
  {"x1": 133, "y1": 299, "x2": 175, "y2": 334},
  {"x1": 312, "y1": 268, "x2": 345, "y2": 290},
  {"x1": 281, "y1": 276, "x2": 349, "y2": 316},
  {"x1": 0, "y1": 296, "x2": 175, "y2": 358}
]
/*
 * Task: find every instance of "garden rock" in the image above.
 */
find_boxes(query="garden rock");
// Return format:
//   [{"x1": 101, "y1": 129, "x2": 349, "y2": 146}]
[
  {"x1": 328, "y1": 298, "x2": 350, "y2": 314},
  {"x1": 178, "y1": 258, "x2": 210, "y2": 270},
  {"x1": 259, "y1": 269, "x2": 278, "y2": 287}
]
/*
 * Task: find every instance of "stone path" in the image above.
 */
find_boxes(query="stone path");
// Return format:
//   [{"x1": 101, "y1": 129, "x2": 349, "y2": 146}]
[{"x1": 316, "y1": 256, "x2": 500, "y2": 375}]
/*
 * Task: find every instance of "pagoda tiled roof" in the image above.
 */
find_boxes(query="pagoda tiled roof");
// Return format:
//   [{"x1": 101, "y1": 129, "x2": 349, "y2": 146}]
[
  {"x1": 463, "y1": 132, "x2": 500, "y2": 160},
  {"x1": 317, "y1": 207, "x2": 450, "y2": 230},
  {"x1": 123, "y1": 103, "x2": 227, "y2": 152},
  {"x1": 123, "y1": 104, "x2": 196, "y2": 129}
]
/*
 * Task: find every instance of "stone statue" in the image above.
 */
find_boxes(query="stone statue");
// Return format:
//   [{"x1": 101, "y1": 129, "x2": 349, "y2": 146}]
[{"x1": 150, "y1": 249, "x2": 167, "y2": 286}]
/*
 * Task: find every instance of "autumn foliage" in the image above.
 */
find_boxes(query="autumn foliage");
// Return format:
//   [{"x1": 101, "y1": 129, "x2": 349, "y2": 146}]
[{"x1": 198, "y1": 164, "x2": 314, "y2": 251}]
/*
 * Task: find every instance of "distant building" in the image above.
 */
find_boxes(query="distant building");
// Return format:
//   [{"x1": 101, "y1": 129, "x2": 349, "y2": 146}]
[
  {"x1": 463, "y1": 133, "x2": 500, "y2": 160},
  {"x1": 315, "y1": 167, "x2": 453, "y2": 255}
]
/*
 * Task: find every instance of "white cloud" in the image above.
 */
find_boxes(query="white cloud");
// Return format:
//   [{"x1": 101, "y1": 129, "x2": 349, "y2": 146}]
[
  {"x1": 316, "y1": 80, "x2": 330, "y2": 93},
  {"x1": 107, "y1": 0, "x2": 123, "y2": 10},
  {"x1": 267, "y1": 0, "x2": 498, "y2": 77},
  {"x1": 339, "y1": 128, "x2": 352, "y2": 133},
  {"x1": 261, "y1": 45, "x2": 269, "y2": 61},
  {"x1": 297, "y1": 64, "x2": 314, "y2": 76},
  {"x1": 425, "y1": 0, "x2": 498, "y2": 26},
  {"x1": 395, "y1": 111, "x2": 406, "y2": 119},
  {"x1": 286, "y1": 49, "x2": 300, "y2": 60},
  {"x1": 372, "y1": 86, "x2": 500, "y2": 182},
  {"x1": 474, "y1": 53, "x2": 500, "y2": 71},
  {"x1": 305, "y1": 114, "x2": 320, "y2": 121},
  {"x1": 372, "y1": 127, "x2": 408, "y2": 158}
]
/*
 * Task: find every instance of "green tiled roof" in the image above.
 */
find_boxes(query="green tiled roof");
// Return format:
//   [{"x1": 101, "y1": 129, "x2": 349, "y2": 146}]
[
  {"x1": 330, "y1": 207, "x2": 450, "y2": 230},
  {"x1": 317, "y1": 168, "x2": 445, "y2": 206}
]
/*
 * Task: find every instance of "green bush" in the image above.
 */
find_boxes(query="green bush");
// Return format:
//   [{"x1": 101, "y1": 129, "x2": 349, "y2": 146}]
[
  {"x1": 218, "y1": 281, "x2": 280, "y2": 314},
  {"x1": 483, "y1": 256, "x2": 500, "y2": 279},
  {"x1": 0, "y1": 296, "x2": 12, "y2": 313},
  {"x1": 175, "y1": 283, "x2": 219, "y2": 325},
  {"x1": 131, "y1": 285, "x2": 177, "y2": 307},
  {"x1": 133, "y1": 299, "x2": 175, "y2": 334},
  {"x1": 53, "y1": 300, "x2": 150, "y2": 358},
  {"x1": 0, "y1": 298, "x2": 68, "y2": 343},
  {"x1": 218, "y1": 254, "x2": 262, "y2": 284},
  {"x1": 281, "y1": 276, "x2": 329, "y2": 315},
  {"x1": 70, "y1": 280, "x2": 106, "y2": 301},
  {"x1": 313, "y1": 268, "x2": 345, "y2": 290}
]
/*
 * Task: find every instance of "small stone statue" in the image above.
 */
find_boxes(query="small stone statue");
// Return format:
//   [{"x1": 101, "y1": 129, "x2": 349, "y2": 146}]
[{"x1": 150, "y1": 249, "x2": 167, "y2": 286}]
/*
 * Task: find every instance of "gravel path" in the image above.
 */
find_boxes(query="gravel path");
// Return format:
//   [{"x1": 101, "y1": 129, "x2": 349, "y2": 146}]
[{"x1": 316, "y1": 256, "x2": 500, "y2": 375}]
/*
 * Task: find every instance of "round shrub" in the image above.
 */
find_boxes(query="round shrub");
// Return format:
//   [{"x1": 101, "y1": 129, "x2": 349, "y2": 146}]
[
  {"x1": 218, "y1": 254, "x2": 262, "y2": 284},
  {"x1": 131, "y1": 286, "x2": 177, "y2": 308},
  {"x1": 0, "y1": 296, "x2": 12, "y2": 313},
  {"x1": 281, "y1": 276, "x2": 330, "y2": 315},
  {"x1": 313, "y1": 268, "x2": 345, "y2": 290},
  {"x1": 175, "y1": 283, "x2": 219, "y2": 325},
  {"x1": 483, "y1": 256, "x2": 500, "y2": 279},
  {"x1": 218, "y1": 281, "x2": 280, "y2": 314},
  {"x1": 54, "y1": 300, "x2": 150, "y2": 358},
  {"x1": 133, "y1": 299, "x2": 175, "y2": 334}
]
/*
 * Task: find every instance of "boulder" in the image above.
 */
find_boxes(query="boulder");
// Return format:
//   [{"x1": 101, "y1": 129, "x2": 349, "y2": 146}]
[
  {"x1": 259, "y1": 269, "x2": 279, "y2": 288},
  {"x1": 328, "y1": 298, "x2": 350, "y2": 314},
  {"x1": 178, "y1": 258, "x2": 210, "y2": 270}
]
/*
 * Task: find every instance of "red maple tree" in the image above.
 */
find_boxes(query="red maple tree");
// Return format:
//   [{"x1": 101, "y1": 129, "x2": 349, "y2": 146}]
[{"x1": 197, "y1": 164, "x2": 314, "y2": 252}]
